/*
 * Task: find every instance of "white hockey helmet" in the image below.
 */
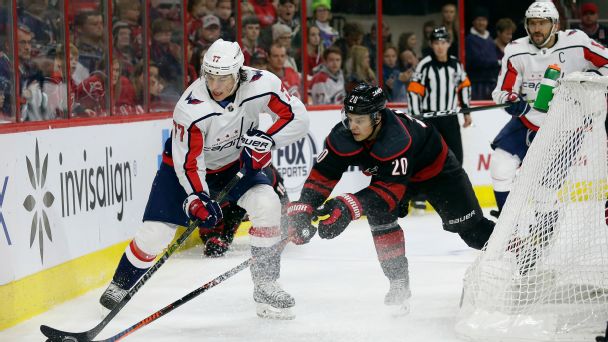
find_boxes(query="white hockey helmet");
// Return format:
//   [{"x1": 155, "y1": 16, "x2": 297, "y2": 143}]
[
  {"x1": 202, "y1": 39, "x2": 244, "y2": 77},
  {"x1": 524, "y1": 1, "x2": 559, "y2": 47}
]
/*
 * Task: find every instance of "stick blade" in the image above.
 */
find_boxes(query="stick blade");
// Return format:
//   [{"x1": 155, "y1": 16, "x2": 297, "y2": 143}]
[{"x1": 40, "y1": 324, "x2": 92, "y2": 342}]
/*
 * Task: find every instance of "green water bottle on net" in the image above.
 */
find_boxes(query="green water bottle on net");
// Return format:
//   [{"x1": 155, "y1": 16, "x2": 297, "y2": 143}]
[{"x1": 533, "y1": 64, "x2": 561, "y2": 113}]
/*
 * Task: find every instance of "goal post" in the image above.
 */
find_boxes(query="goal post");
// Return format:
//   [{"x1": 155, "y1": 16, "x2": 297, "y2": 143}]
[{"x1": 455, "y1": 72, "x2": 608, "y2": 342}]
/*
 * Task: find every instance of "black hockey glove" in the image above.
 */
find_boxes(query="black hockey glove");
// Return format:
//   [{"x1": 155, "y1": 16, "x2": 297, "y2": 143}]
[
  {"x1": 315, "y1": 194, "x2": 362, "y2": 239},
  {"x1": 286, "y1": 202, "x2": 317, "y2": 245},
  {"x1": 504, "y1": 93, "x2": 531, "y2": 116}
]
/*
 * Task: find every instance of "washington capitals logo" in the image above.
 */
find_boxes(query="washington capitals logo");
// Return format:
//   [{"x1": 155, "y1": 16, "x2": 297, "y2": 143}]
[
  {"x1": 251, "y1": 70, "x2": 263, "y2": 82},
  {"x1": 185, "y1": 91, "x2": 203, "y2": 104}
]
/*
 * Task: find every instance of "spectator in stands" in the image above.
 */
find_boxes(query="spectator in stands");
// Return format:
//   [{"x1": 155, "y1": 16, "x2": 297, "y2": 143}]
[
  {"x1": 189, "y1": 45, "x2": 208, "y2": 79},
  {"x1": 345, "y1": 45, "x2": 375, "y2": 93},
  {"x1": 494, "y1": 18, "x2": 516, "y2": 62},
  {"x1": 151, "y1": 18, "x2": 182, "y2": 90},
  {"x1": 275, "y1": 0, "x2": 299, "y2": 36},
  {"x1": 130, "y1": 63, "x2": 163, "y2": 109},
  {"x1": 250, "y1": 54, "x2": 268, "y2": 70},
  {"x1": 397, "y1": 32, "x2": 418, "y2": 57},
  {"x1": 113, "y1": 22, "x2": 136, "y2": 77},
  {"x1": 333, "y1": 22, "x2": 364, "y2": 72},
  {"x1": 19, "y1": 0, "x2": 57, "y2": 54},
  {"x1": 440, "y1": 2, "x2": 459, "y2": 57},
  {"x1": 267, "y1": 43, "x2": 301, "y2": 98},
  {"x1": 195, "y1": 14, "x2": 222, "y2": 50},
  {"x1": 301, "y1": 25, "x2": 323, "y2": 75},
  {"x1": 573, "y1": 2, "x2": 608, "y2": 47},
  {"x1": 310, "y1": 46, "x2": 345, "y2": 105},
  {"x1": 114, "y1": 0, "x2": 143, "y2": 60},
  {"x1": 420, "y1": 20, "x2": 436, "y2": 57},
  {"x1": 399, "y1": 49, "x2": 418, "y2": 73},
  {"x1": 17, "y1": 25, "x2": 49, "y2": 122},
  {"x1": 242, "y1": 15, "x2": 268, "y2": 66},
  {"x1": 249, "y1": 0, "x2": 277, "y2": 29},
  {"x1": 363, "y1": 21, "x2": 392, "y2": 69},
  {"x1": 312, "y1": 0, "x2": 338, "y2": 48},
  {"x1": 0, "y1": 45, "x2": 13, "y2": 117},
  {"x1": 272, "y1": 23, "x2": 298, "y2": 71},
  {"x1": 465, "y1": 7, "x2": 498, "y2": 100},
  {"x1": 151, "y1": 0, "x2": 181, "y2": 25},
  {"x1": 69, "y1": 43, "x2": 89, "y2": 86},
  {"x1": 75, "y1": 11, "x2": 104, "y2": 73},
  {"x1": 187, "y1": 0, "x2": 207, "y2": 42},
  {"x1": 215, "y1": 0, "x2": 235, "y2": 41},
  {"x1": 382, "y1": 44, "x2": 407, "y2": 102},
  {"x1": 202, "y1": 0, "x2": 218, "y2": 16},
  {"x1": 41, "y1": 45, "x2": 68, "y2": 119}
]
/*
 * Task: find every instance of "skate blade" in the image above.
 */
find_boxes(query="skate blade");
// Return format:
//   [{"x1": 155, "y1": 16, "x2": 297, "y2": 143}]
[{"x1": 256, "y1": 303, "x2": 295, "y2": 320}]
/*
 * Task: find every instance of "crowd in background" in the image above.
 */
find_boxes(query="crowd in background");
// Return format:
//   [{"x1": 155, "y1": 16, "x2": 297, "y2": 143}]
[{"x1": 0, "y1": 0, "x2": 606, "y2": 122}]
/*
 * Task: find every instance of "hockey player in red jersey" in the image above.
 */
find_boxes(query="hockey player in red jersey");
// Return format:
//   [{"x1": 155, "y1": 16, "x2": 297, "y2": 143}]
[
  {"x1": 99, "y1": 39, "x2": 309, "y2": 320},
  {"x1": 287, "y1": 83, "x2": 494, "y2": 313}
]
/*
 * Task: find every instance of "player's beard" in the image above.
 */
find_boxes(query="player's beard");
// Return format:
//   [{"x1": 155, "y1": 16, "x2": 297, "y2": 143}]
[{"x1": 530, "y1": 30, "x2": 552, "y2": 48}]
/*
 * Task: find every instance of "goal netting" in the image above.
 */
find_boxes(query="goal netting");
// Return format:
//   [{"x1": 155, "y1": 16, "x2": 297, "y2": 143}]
[{"x1": 455, "y1": 72, "x2": 608, "y2": 342}]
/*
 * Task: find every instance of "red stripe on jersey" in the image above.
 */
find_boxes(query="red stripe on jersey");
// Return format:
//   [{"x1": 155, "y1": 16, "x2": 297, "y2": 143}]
[
  {"x1": 411, "y1": 138, "x2": 448, "y2": 182},
  {"x1": 249, "y1": 226, "x2": 281, "y2": 238},
  {"x1": 326, "y1": 136, "x2": 363, "y2": 157},
  {"x1": 184, "y1": 124, "x2": 205, "y2": 193},
  {"x1": 500, "y1": 60, "x2": 518, "y2": 93},
  {"x1": 129, "y1": 240, "x2": 156, "y2": 262},
  {"x1": 304, "y1": 182, "x2": 332, "y2": 198},
  {"x1": 583, "y1": 46, "x2": 608, "y2": 67},
  {"x1": 162, "y1": 153, "x2": 173, "y2": 166},
  {"x1": 266, "y1": 93, "x2": 294, "y2": 136},
  {"x1": 519, "y1": 115, "x2": 539, "y2": 132},
  {"x1": 369, "y1": 184, "x2": 398, "y2": 211}
]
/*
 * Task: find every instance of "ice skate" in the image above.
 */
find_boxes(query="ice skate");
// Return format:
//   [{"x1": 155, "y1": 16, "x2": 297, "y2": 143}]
[
  {"x1": 253, "y1": 281, "x2": 296, "y2": 320},
  {"x1": 385, "y1": 278, "x2": 411, "y2": 316},
  {"x1": 99, "y1": 281, "x2": 128, "y2": 312}
]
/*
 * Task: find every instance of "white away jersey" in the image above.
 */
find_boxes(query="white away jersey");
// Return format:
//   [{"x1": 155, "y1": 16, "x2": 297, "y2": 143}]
[
  {"x1": 493, "y1": 29, "x2": 608, "y2": 129},
  {"x1": 171, "y1": 66, "x2": 309, "y2": 195}
]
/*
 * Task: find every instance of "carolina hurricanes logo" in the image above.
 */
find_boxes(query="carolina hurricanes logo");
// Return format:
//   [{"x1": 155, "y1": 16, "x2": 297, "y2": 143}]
[
  {"x1": 185, "y1": 91, "x2": 203, "y2": 104},
  {"x1": 213, "y1": 55, "x2": 221, "y2": 62},
  {"x1": 251, "y1": 70, "x2": 263, "y2": 82}
]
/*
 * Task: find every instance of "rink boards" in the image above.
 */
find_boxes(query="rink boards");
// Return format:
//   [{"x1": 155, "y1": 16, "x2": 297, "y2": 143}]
[{"x1": 0, "y1": 106, "x2": 508, "y2": 330}]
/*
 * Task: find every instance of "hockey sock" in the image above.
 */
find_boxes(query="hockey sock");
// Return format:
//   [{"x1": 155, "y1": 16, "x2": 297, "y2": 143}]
[
  {"x1": 371, "y1": 226, "x2": 409, "y2": 280},
  {"x1": 493, "y1": 191, "x2": 509, "y2": 212},
  {"x1": 112, "y1": 240, "x2": 155, "y2": 289},
  {"x1": 250, "y1": 245, "x2": 281, "y2": 284}
]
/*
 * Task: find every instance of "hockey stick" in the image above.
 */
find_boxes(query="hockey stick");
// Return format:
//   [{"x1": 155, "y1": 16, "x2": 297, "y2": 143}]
[
  {"x1": 41, "y1": 168, "x2": 246, "y2": 342},
  {"x1": 89, "y1": 238, "x2": 291, "y2": 342},
  {"x1": 414, "y1": 100, "x2": 532, "y2": 119}
]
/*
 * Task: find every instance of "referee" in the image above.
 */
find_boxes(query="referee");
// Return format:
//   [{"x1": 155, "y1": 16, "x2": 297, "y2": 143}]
[{"x1": 407, "y1": 26, "x2": 472, "y2": 166}]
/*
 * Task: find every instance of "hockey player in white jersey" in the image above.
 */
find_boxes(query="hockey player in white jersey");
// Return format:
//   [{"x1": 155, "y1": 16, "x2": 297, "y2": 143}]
[
  {"x1": 490, "y1": 1, "x2": 608, "y2": 215},
  {"x1": 99, "y1": 39, "x2": 309, "y2": 320}
]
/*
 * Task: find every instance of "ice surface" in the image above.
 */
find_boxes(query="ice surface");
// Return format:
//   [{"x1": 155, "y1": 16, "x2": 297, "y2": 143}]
[{"x1": 1, "y1": 213, "x2": 481, "y2": 342}]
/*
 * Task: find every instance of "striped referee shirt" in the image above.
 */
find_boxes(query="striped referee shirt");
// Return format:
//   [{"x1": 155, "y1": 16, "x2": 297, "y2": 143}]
[{"x1": 407, "y1": 54, "x2": 471, "y2": 115}]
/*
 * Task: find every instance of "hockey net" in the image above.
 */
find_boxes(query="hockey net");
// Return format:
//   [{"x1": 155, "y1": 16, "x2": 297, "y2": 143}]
[{"x1": 456, "y1": 72, "x2": 608, "y2": 342}]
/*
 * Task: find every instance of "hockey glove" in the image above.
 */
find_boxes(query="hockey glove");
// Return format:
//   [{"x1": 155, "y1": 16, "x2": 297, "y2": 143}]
[
  {"x1": 315, "y1": 194, "x2": 363, "y2": 239},
  {"x1": 240, "y1": 129, "x2": 274, "y2": 173},
  {"x1": 183, "y1": 192, "x2": 223, "y2": 228},
  {"x1": 504, "y1": 93, "x2": 531, "y2": 116},
  {"x1": 287, "y1": 202, "x2": 317, "y2": 245}
]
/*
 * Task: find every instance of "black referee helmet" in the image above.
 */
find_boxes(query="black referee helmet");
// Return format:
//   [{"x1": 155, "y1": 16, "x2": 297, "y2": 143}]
[
  {"x1": 430, "y1": 26, "x2": 450, "y2": 42},
  {"x1": 343, "y1": 83, "x2": 386, "y2": 122}
]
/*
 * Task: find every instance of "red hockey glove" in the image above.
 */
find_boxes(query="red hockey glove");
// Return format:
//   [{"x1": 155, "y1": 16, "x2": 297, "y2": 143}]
[
  {"x1": 315, "y1": 194, "x2": 362, "y2": 239},
  {"x1": 183, "y1": 192, "x2": 223, "y2": 228},
  {"x1": 239, "y1": 129, "x2": 274, "y2": 173},
  {"x1": 287, "y1": 202, "x2": 317, "y2": 245}
]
